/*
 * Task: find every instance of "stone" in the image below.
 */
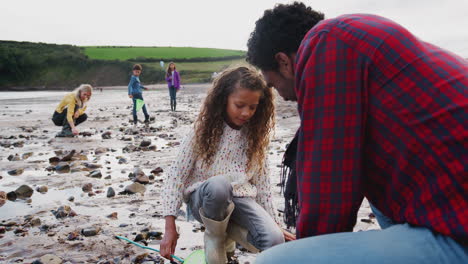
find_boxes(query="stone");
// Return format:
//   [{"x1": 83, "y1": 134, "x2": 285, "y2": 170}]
[
  {"x1": 55, "y1": 163, "x2": 70, "y2": 173},
  {"x1": 124, "y1": 182, "x2": 146, "y2": 195},
  {"x1": 60, "y1": 150, "x2": 75, "y2": 161},
  {"x1": 81, "y1": 227, "x2": 99, "y2": 237},
  {"x1": 118, "y1": 158, "x2": 127, "y2": 164},
  {"x1": 67, "y1": 231, "x2": 80, "y2": 241},
  {"x1": 8, "y1": 168, "x2": 24, "y2": 176},
  {"x1": 68, "y1": 196, "x2": 75, "y2": 202},
  {"x1": 95, "y1": 147, "x2": 108, "y2": 155},
  {"x1": 101, "y1": 131, "x2": 112, "y2": 139},
  {"x1": 40, "y1": 254, "x2": 63, "y2": 264},
  {"x1": 88, "y1": 170, "x2": 102, "y2": 178},
  {"x1": 52, "y1": 205, "x2": 76, "y2": 219},
  {"x1": 106, "y1": 187, "x2": 115, "y2": 198},
  {"x1": 36, "y1": 186, "x2": 48, "y2": 193},
  {"x1": 7, "y1": 191, "x2": 17, "y2": 201},
  {"x1": 140, "y1": 139, "x2": 151, "y2": 147},
  {"x1": 22, "y1": 152, "x2": 34, "y2": 160},
  {"x1": 15, "y1": 185, "x2": 34, "y2": 198},
  {"x1": 135, "y1": 174, "x2": 150, "y2": 184},
  {"x1": 8, "y1": 154, "x2": 21, "y2": 161},
  {"x1": 30, "y1": 218, "x2": 41, "y2": 227},
  {"x1": 82, "y1": 183, "x2": 93, "y2": 193},
  {"x1": 107, "y1": 212, "x2": 118, "y2": 219},
  {"x1": 48, "y1": 157, "x2": 60, "y2": 164},
  {"x1": 84, "y1": 163, "x2": 102, "y2": 169},
  {"x1": 150, "y1": 167, "x2": 163, "y2": 175}
]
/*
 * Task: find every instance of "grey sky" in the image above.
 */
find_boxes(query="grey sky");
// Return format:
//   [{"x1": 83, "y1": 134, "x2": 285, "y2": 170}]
[{"x1": 1, "y1": 0, "x2": 467, "y2": 56}]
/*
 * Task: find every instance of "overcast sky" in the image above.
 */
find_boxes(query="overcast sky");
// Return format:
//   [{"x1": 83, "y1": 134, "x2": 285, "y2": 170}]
[{"x1": 1, "y1": 0, "x2": 467, "y2": 56}]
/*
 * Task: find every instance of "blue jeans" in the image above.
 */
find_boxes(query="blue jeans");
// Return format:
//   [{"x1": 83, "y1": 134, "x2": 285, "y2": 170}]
[
  {"x1": 132, "y1": 93, "x2": 149, "y2": 124},
  {"x1": 188, "y1": 176, "x2": 284, "y2": 251},
  {"x1": 168, "y1": 86, "x2": 177, "y2": 111},
  {"x1": 256, "y1": 204, "x2": 468, "y2": 264}
]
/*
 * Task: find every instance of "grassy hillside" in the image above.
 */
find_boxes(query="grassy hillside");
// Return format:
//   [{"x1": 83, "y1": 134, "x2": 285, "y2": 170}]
[{"x1": 83, "y1": 46, "x2": 245, "y2": 61}]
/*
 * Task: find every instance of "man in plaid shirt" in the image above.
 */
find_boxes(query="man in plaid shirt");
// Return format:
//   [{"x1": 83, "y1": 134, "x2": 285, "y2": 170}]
[{"x1": 247, "y1": 2, "x2": 467, "y2": 263}]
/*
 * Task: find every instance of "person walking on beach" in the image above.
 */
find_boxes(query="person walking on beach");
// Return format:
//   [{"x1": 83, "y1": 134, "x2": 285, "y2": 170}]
[
  {"x1": 52, "y1": 84, "x2": 92, "y2": 137},
  {"x1": 247, "y1": 2, "x2": 468, "y2": 263},
  {"x1": 159, "y1": 67, "x2": 295, "y2": 264},
  {"x1": 128, "y1": 64, "x2": 150, "y2": 126},
  {"x1": 165, "y1": 62, "x2": 181, "y2": 111}
]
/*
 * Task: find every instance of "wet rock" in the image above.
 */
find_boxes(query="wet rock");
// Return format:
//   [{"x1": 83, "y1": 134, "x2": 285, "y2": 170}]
[
  {"x1": 140, "y1": 139, "x2": 151, "y2": 147},
  {"x1": 95, "y1": 147, "x2": 108, "y2": 155},
  {"x1": 22, "y1": 152, "x2": 34, "y2": 160},
  {"x1": 36, "y1": 186, "x2": 48, "y2": 193},
  {"x1": 106, "y1": 187, "x2": 115, "y2": 198},
  {"x1": 148, "y1": 145, "x2": 157, "y2": 151},
  {"x1": 107, "y1": 212, "x2": 118, "y2": 219},
  {"x1": 0, "y1": 191, "x2": 5, "y2": 207},
  {"x1": 101, "y1": 131, "x2": 112, "y2": 139},
  {"x1": 15, "y1": 185, "x2": 34, "y2": 198},
  {"x1": 30, "y1": 218, "x2": 41, "y2": 227},
  {"x1": 82, "y1": 183, "x2": 93, "y2": 193},
  {"x1": 55, "y1": 163, "x2": 70, "y2": 173},
  {"x1": 8, "y1": 168, "x2": 24, "y2": 176},
  {"x1": 104, "y1": 175, "x2": 111, "y2": 179},
  {"x1": 52, "y1": 205, "x2": 77, "y2": 219},
  {"x1": 81, "y1": 227, "x2": 100, "y2": 237},
  {"x1": 119, "y1": 223, "x2": 129, "y2": 228},
  {"x1": 148, "y1": 231, "x2": 163, "y2": 240},
  {"x1": 67, "y1": 231, "x2": 80, "y2": 241},
  {"x1": 123, "y1": 182, "x2": 146, "y2": 195},
  {"x1": 89, "y1": 170, "x2": 102, "y2": 178},
  {"x1": 88, "y1": 192, "x2": 95, "y2": 197},
  {"x1": 8, "y1": 154, "x2": 21, "y2": 161},
  {"x1": 45, "y1": 165, "x2": 56, "y2": 172},
  {"x1": 68, "y1": 196, "x2": 75, "y2": 202},
  {"x1": 79, "y1": 131, "x2": 93, "y2": 137},
  {"x1": 7, "y1": 191, "x2": 17, "y2": 201},
  {"x1": 0, "y1": 226, "x2": 5, "y2": 234},
  {"x1": 150, "y1": 167, "x2": 163, "y2": 175},
  {"x1": 60, "y1": 149, "x2": 75, "y2": 161},
  {"x1": 134, "y1": 233, "x2": 148, "y2": 242},
  {"x1": 39, "y1": 254, "x2": 63, "y2": 264},
  {"x1": 84, "y1": 163, "x2": 102, "y2": 169},
  {"x1": 118, "y1": 158, "x2": 128, "y2": 164},
  {"x1": 135, "y1": 174, "x2": 150, "y2": 184}
]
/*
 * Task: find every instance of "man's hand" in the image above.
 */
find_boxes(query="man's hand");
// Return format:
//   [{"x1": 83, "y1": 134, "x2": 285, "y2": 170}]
[
  {"x1": 72, "y1": 127, "x2": 79, "y2": 135},
  {"x1": 160, "y1": 227, "x2": 179, "y2": 260},
  {"x1": 128, "y1": 95, "x2": 133, "y2": 98},
  {"x1": 282, "y1": 229, "x2": 296, "y2": 241},
  {"x1": 73, "y1": 111, "x2": 80, "y2": 119}
]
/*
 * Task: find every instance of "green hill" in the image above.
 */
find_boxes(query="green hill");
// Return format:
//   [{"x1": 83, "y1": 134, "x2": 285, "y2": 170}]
[{"x1": 84, "y1": 46, "x2": 245, "y2": 61}]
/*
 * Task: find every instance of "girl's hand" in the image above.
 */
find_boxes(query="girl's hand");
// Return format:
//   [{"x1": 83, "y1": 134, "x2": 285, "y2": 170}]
[
  {"x1": 160, "y1": 228, "x2": 179, "y2": 260},
  {"x1": 128, "y1": 95, "x2": 133, "y2": 98},
  {"x1": 72, "y1": 128, "x2": 79, "y2": 135},
  {"x1": 282, "y1": 229, "x2": 296, "y2": 241}
]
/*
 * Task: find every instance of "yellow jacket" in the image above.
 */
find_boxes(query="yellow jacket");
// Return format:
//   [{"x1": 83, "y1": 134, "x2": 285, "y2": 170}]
[{"x1": 55, "y1": 93, "x2": 87, "y2": 124}]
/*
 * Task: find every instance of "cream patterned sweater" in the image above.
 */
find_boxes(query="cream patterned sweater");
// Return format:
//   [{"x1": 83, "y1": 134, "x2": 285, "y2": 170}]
[{"x1": 162, "y1": 123, "x2": 279, "y2": 223}]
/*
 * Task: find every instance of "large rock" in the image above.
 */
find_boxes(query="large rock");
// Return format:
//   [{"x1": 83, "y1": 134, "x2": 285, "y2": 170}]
[
  {"x1": 124, "y1": 182, "x2": 146, "y2": 195},
  {"x1": 15, "y1": 185, "x2": 34, "y2": 198}
]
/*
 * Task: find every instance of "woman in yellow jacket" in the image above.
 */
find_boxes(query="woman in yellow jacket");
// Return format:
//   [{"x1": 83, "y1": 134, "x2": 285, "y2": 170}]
[{"x1": 52, "y1": 84, "x2": 92, "y2": 137}]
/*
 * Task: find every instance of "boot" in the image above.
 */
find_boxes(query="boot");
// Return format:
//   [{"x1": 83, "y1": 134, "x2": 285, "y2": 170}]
[
  {"x1": 56, "y1": 123, "x2": 74, "y2": 138},
  {"x1": 199, "y1": 203, "x2": 235, "y2": 264},
  {"x1": 227, "y1": 222, "x2": 260, "y2": 253},
  {"x1": 173, "y1": 101, "x2": 177, "y2": 111},
  {"x1": 170, "y1": 101, "x2": 174, "y2": 111}
]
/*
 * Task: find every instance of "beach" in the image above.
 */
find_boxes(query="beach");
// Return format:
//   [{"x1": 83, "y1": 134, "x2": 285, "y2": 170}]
[{"x1": 0, "y1": 84, "x2": 378, "y2": 263}]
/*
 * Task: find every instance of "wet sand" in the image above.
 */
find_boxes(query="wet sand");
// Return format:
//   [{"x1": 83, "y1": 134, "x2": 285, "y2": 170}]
[{"x1": 0, "y1": 84, "x2": 378, "y2": 263}]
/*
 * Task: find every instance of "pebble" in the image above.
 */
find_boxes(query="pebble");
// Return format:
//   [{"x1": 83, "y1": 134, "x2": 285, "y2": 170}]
[
  {"x1": 48, "y1": 157, "x2": 60, "y2": 164},
  {"x1": 150, "y1": 167, "x2": 163, "y2": 175},
  {"x1": 89, "y1": 170, "x2": 102, "y2": 178},
  {"x1": 123, "y1": 182, "x2": 146, "y2": 195},
  {"x1": 140, "y1": 139, "x2": 152, "y2": 147},
  {"x1": 36, "y1": 186, "x2": 48, "y2": 193},
  {"x1": 106, "y1": 187, "x2": 115, "y2": 198},
  {"x1": 60, "y1": 150, "x2": 75, "y2": 162},
  {"x1": 68, "y1": 196, "x2": 75, "y2": 202},
  {"x1": 107, "y1": 212, "x2": 118, "y2": 219},
  {"x1": 52, "y1": 205, "x2": 77, "y2": 219},
  {"x1": 7, "y1": 191, "x2": 17, "y2": 201},
  {"x1": 7, "y1": 154, "x2": 21, "y2": 161},
  {"x1": 81, "y1": 227, "x2": 99, "y2": 237},
  {"x1": 101, "y1": 131, "x2": 112, "y2": 139},
  {"x1": 82, "y1": 183, "x2": 93, "y2": 193},
  {"x1": 15, "y1": 185, "x2": 34, "y2": 198},
  {"x1": 95, "y1": 147, "x2": 108, "y2": 155},
  {"x1": 67, "y1": 231, "x2": 80, "y2": 241},
  {"x1": 55, "y1": 163, "x2": 70, "y2": 173},
  {"x1": 8, "y1": 168, "x2": 24, "y2": 176}
]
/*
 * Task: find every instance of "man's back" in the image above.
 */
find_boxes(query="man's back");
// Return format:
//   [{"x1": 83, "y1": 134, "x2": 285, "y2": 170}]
[{"x1": 295, "y1": 14, "x2": 467, "y2": 242}]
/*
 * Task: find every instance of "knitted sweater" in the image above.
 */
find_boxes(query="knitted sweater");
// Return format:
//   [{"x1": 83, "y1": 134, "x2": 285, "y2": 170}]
[{"x1": 162, "y1": 123, "x2": 279, "y2": 223}]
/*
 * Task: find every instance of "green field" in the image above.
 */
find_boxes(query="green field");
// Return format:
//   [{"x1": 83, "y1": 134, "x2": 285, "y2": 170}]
[{"x1": 83, "y1": 46, "x2": 246, "y2": 60}]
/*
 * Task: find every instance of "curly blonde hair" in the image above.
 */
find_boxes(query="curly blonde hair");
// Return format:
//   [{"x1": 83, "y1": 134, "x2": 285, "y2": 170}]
[{"x1": 193, "y1": 66, "x2": 275, "y2": 172}]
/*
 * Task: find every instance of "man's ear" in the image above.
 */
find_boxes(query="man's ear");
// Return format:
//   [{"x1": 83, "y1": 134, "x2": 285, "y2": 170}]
[{"x1": 274, "y1": 52, "x2": 295, "y2": 79}]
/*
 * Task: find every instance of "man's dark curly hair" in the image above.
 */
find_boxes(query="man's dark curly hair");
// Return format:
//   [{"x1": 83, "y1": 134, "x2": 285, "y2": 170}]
[{"x1": 246, "y1": 2, "x2": 324, "y2": 70}]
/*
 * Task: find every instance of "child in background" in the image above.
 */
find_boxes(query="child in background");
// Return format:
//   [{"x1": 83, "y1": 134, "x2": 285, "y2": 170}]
[
  {"x1": 165, "y1": 62, "x2": 181, "y2": 111},
  {"x1": 128, "y1": 64, "x2": 150, "y2": 126},
  {"x1": 159, "y1": 67, "x2": 294, "y2": 264},
  {"x1": 52, "y1": 84, "x2": 92, "y2": 137}
]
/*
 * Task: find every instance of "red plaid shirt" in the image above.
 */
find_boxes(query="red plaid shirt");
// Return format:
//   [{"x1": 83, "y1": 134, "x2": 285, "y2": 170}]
[{"x1": 295, "y1": 14, "x2": 468, "y2": 243}]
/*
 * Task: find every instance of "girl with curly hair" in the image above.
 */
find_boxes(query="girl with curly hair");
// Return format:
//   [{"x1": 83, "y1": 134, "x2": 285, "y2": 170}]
[{"x1": 160, "y1": 66, "x2": 293, "y2": 263}]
